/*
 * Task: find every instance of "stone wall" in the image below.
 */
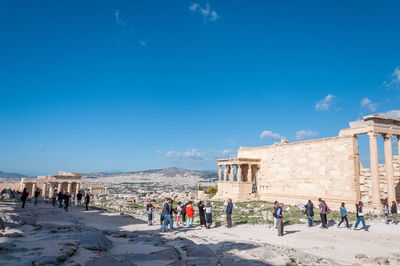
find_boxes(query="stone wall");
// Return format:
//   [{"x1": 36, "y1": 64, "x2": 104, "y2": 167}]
[
  {"x1": 0, "y1": 182, "x2": 21, "y2": 192},
  {"x1": 360, "y1": 156, "x2": 400, "y2": 204},
  {"x1": 237, "y1": 136, "x2": 359, "y2": 208}
]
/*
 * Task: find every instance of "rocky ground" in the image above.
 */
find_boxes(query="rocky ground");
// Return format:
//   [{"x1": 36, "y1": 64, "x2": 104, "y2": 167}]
[{"x1": 1, "y1": 200, "x2": 400, "y2": 265}]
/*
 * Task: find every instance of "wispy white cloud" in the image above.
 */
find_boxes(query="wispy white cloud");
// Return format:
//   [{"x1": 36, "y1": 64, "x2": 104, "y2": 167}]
[
  {"x1": 294, "y1": 130, "x2": 318, "y2": 140},
  {"x1": 360, "y1": 97, "x2": 378, "y2": 112},
  {"x1": 189, "y1": 2, "x2": 219, "y2": 22},
  {"x1": 260, "y1": 130, "x2": 285, "y2": 140},
  {"x1": 138, "y1": 40, "x2": 147, "y2": 47},
  {"x1": 380, "y1": 110, "x2": 400, "y2": 119},
  {"x1": 114, "y1": 9, "x2": 127, "y2": 27},
  {"x1": 36, "y1": 144, "x2": 46, "y2": 152},
  {"x1": 383, "y1": 67, "x2": 400, "y2": 89},
  {"x1": 158, "y1": 148, "x2": 235, "y2": 161},
  {"x1": 227, "y1": 139, "x2": 238, "y2": 145},
  {"x1": 315, "y1": 94, "x2": 336, "y2": 111}
]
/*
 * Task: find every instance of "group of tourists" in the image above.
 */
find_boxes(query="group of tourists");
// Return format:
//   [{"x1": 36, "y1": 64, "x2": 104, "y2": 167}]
[
  {"x1": 146, "y1": 198, "x2": 233, "y2": 233},
  {"x1": 300, "y1": 198, "x2": 398, "y2": 232},
  {"x1": 19, "y1": 187, "x2": 91, "y2": 211}
]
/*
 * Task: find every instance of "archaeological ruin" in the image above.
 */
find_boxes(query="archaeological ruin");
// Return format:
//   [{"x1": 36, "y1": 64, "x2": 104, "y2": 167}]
[
  {"x1": 215, "y1": 114, "x2": 400, "y2": 210},
  {"x1": 20, "y1": 171, "x2": 82, "y2": 198}
]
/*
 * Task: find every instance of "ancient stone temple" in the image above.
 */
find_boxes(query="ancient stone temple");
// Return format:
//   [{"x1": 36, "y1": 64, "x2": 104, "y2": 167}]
[
  {"x1": 215, "y1": 114, "x2": 400, "y2": 210},
  {"x1": 20, "y1": 171, "x2": 82, "y2": 198}
]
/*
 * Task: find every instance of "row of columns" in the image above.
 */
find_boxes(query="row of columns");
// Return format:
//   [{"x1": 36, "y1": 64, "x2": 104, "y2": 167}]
[
  {"x1": 24, "y1": 181, "x2": 81, "y2": 198},
  {"x1": 218, "y1": 164, "x2": 257, "y2": 183},
  {"x1": 368, "y1": 133, "x2": 400, "y2": 207}
]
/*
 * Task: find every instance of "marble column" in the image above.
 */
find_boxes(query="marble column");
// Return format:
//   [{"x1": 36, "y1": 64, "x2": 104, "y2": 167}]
[
  {"x1": 368, "y1": 132, "x2": 381, "y2": 207},
  {"x1": 223, "y1": 165, "x2": 228, "y2": 181},
  {"x1": 67, "y1": 182, "x2": 72, "y2": 194},
  {"x1": 237, "y1": 165, "x2": 242, "y2": 182},
  {"x1": 218, "y1": 165, "x2": 222, "y2": 181},
  {"x1": 49, "y1": 185, "x2": 54, "y2": 198},
  {"x1": 76, "y1": 183, "x2": 80, "y2": 196},
  {"x1": 57, "y1": 183, "x2": 62, "y2": 193},
  {"x1": 42, "y1": 183, "x2": 47, "y2": 198},
  {"x1": 230, "y1": 165, "x2": 234, "y2": 183},
  {"x1": 397, "y1": 136, "x2": 400, "y2": 157},
  {"x1": 383, "y1": 134, "x2": 396, "y2": 204},
  {"x1": 32, "y1": 183, "x2": 36, "y2": 197},
  {"x1": 247, "y1": 165, "x2": 252, "y2": 183}
]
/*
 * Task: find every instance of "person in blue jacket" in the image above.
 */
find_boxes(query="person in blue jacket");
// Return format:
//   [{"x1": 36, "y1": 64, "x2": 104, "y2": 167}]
[
  {"x1": 226, "y1": 199, "x2": 233, "y2": 228},
  {"x1": 337, "y1": 202, "x2": 350, "y2": 228}
]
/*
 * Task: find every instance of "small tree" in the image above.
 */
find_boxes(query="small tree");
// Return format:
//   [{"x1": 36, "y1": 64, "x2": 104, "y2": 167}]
[
  {"x1": 204, "y1": 185, "x2": 218, "y2": 196},
  {"x1": 197, "y1": 185, "x2": 204, "y2": 191}
]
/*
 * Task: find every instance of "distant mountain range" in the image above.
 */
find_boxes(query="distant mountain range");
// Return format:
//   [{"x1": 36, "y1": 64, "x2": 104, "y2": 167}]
[
  {"x1": 0, "y1": 171, "x2": 28, "y2": 178},
  {"x1": 85, "y1": 167, "x2": 218, "y2": 180},
  {"x1": 0, "y1": 167, "x2": 218, "y2": 180}
]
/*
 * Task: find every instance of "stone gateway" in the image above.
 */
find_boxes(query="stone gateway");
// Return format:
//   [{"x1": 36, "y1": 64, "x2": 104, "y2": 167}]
[{"x1": 215, "y1": 114, "x2": 400, "y2": 211}]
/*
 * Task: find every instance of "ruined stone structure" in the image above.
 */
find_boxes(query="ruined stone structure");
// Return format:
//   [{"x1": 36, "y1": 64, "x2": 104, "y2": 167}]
[
  {"x1": 20, "y1": 171, "x2": 82, "y2": 198},
  {"x1": 215, "y1": 115, "x2": 400, "y2": 210},
  {"x1": 81, "y1": 183, "x2": 108, "y2": 195}
]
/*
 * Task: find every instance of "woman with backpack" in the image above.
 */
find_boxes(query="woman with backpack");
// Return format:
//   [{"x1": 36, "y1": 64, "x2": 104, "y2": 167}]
[
  {"x1": 146, "y1": 200, "x2": 154, "y2": 226},
  {"x1": 383, "y1": 200, "x2": 389, "y2": 224},
  {"x1": 318, "y1": 198, "x2": 328, "y2": 229},
  {"x1": 354, "y1": 201, "x2": 367, "y2": 231},
  {"x1": 304, "y1": 200, "x2": 314, "y2": 227},
  {"x1": 205, "y1": 201, "x2": 213, "y2": 229},
  {"x1": 180, "y1": 203, "x2": 187, "y2": 226},
  {"x1": 338, "y1": 202, "x2": 350, "y2": 228}
]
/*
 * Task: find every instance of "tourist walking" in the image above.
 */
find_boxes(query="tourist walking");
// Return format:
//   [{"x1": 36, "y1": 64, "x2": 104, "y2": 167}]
[
  {"x1": 34, "y1": 189, "x2": 40, "y2": 206},
  {"x1": 180, "y1": 202, "x2": 187, "y2": 226},
  {"x1": 57, "y1": 191, "x2": 64, "y2": 208},
  {"x1": 391, "y1": 201, "x2": 398, "y2": 224},
  {"x1": 304, "y1": 200, "x2": 314, "y2": 227},
  {"x1": 146, "y1": 200, "x2": 154, "y2": 226},
  {"x1": 186, "y1": 201, "x2": 194, "y2": 227},
  {"x1": 318, "y1": 198, "x2": 327, "y2": 229},
  {"x1": 205, "y1": 201, "x2": 212, "y2": 229},
  {"x1": 52, "y1": 190, "x2": 57, "y2": 207},
  {"x1": 76, "y1": 191, "x2": 82, "y2": 207},
  {"x1": 21, "y1": 188, "x2": 28, "y2": 208},
  {"x1": 161, "y1": 198, "x2": 174, "y2": 232},
  {"x1": 176, "y1": 202, "x2": 182, "y2": 226},
  {"x1": 84, "y1": 194, "x2": 90, "y2": 211},
  {"x1": 354, "y1": 201, "x2": 367, "y2": 231},
  {"x1": 198, "y1": 201, "x2": 206, "y2": 227},
  {"x1": 338, "y1": 202, "x2": 350, "y2": 228},
  {"x1": 384, "y1": 200, "x2": 389, "y2": 224},
  {"x1": 226, "y1": 198, "x2": 233, "y2": 228},
  {"x1": 273, "y1": 201, "x2": 278, "y2": 228},
  {"x1": 276, "y1": 203, "x2": 284, "y2": 236},
  {"x1": 64, "y1": 192, "x2": 70, "y2": 212}
]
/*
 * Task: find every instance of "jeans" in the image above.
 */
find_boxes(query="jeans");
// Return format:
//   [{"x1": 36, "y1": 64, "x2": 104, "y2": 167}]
[
  {"x1": 307, "y1": 215, "x2": 313, "y2": 226},
  {"x1": 187, "y1": 217, "x2": 193, "y2": 227},
  {"x1": 320, "y1": 213, "x2": 327, "y2": 228},
  {"x1": 77, "y1": 199, "x2": 81, "y2": 206},
  {"x1": 277, "y1": 218, "x2": 284, "y2": 236},
  {"x1": 34, "y1": 197, "x2": 38, "y2": 205},
  {"x1": 338, "y1": 216, "x2": 349, "y2": 227},
  {"x1": 58, "y1": 199, "x2": 63, "y2": 208},
  {"x1": 355, "y1": 216, "x2": 367, "y2": 230},
  {"x1": 162, "y1": 214, "x2": 173, "y2": 232},
  {"x1": 226, "y1": 213, "x2": 232, "y2": 227}
]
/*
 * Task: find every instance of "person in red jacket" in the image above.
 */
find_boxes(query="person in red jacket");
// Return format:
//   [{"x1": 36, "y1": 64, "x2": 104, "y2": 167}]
[{"x1": 185, "y1": 201, "x2": 194, "y2": 227}]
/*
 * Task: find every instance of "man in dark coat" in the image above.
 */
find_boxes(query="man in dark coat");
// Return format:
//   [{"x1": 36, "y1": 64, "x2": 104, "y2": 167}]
[{"x1": 21, "y1": 188, "x2": 28, "y2": 208}]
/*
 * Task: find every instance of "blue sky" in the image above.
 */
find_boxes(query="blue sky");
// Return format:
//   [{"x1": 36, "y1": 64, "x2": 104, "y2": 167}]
[{"x1": 0, "y1": 0, "x2": 399, "y2": 176}]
